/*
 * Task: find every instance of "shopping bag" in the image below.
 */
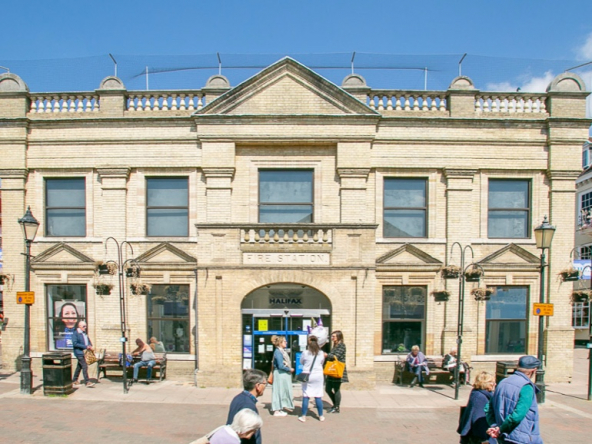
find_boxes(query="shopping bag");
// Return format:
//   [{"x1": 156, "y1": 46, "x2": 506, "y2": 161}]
[
  {"x1": 84, "y1": 349, "x2": 97, "y2": 365},
  {"x1": 323, "y1": 359, "x2": 345, "y2": 378}
]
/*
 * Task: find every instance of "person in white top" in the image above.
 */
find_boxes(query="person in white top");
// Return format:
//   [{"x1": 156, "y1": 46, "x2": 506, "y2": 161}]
[
  {"x1": 298, "y1": 335, "x2": 325, "y2": 422},
  {"x1": 192, "y1": 408, "x2": 263, "y2": 444}
]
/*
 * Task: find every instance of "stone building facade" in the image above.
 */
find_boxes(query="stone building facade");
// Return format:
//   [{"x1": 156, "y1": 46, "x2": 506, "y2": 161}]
[{"x1": 0, "y1": 58, "x2": 589, "y2": 387}]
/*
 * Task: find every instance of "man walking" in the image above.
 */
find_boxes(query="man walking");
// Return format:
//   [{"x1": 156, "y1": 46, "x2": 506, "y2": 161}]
[
  {"x1": 485, "y1": 355, "x2": 542, "y2": 443},
  {"x1": 72, "y1": 320, "x2": 95, "y2": 387},
  {"x1": 227, "y1": 369, "x2": 267, "y2": 444}
]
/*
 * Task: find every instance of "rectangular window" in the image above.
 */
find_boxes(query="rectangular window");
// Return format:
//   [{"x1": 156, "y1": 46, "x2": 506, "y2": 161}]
[
  {"x1": 147, "y1": 285, "x2": 190, "y2": 353},
  {"x1": 259, "y1": 170, "x2": 313, "y2": 223},
  {"x1": 45, "y1": 178, "x2": 86, "y2": 236},
  {"x1": 488, "y1": 180, "x2": 530, "y2": 238},
  {"x1": 47, "y1": 285, "x2": 87, "y2": 351},
  {"x1": 382, "y1": 286, "x2": 426, "y2": 354},
  {"x1": 579, "y1": 245, "x2": 592, "y2": 260},
  {"x1": 581, "y1": 192, "x2": 592, "y2": 213},
  {"x1": 485, "y1": 286, "x2": 527, "y2": 354},
  {"x1": 573, "y1": 303, "x2": 590, "y2": 329},
  {"x1": 146, "y1": 178, "x2": 189, "y2": 236},
  {"x1": 384, "y1": 178, "x2": 427, "y2": 238}
]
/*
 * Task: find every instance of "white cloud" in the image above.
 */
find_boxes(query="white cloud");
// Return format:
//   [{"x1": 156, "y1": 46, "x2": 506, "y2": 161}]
[
  {"x1": 576, "y1": 32, "x2": 592, "y2": 61},
  {"x1": 485, "y1": 71, "x2": 555, "y2": 92}
]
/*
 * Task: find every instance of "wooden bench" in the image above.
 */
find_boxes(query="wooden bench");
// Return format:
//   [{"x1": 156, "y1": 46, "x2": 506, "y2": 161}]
[
  {"x1": 394, "y1": 356, "x2": 454, "y2": 385},
  {"x1": 97, "y1": 350, "x2": 167, "y2": 382}
]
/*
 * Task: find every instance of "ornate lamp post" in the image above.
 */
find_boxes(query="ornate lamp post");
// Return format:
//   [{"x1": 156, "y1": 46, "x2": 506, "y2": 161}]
[
  {"x1": 534, "y1": 215, "x2": 555, "y2": 404},
  {"x1": 449, "y1": 242, "x2": 478, "y2": 401},
  {"x1": 103, "y1": 237, "x2": 139, "y2": 394},
  {"x1": 18, "y1": 206, "x2": 39, "y2": 394}
]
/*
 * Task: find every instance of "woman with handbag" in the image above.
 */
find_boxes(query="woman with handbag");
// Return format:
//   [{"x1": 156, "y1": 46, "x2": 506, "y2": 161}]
[
  {"x1": 298, "y1": 335, "x2": 325, "y2": 422},
  {"x1": 271, "y1": 335, "x2": 294, "y2": 417},
  {"x1": 324, "y1": 330, "x2": 348, "y2": 413}
]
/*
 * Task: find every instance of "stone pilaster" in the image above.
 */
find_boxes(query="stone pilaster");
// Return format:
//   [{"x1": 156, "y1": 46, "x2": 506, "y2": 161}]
[
  {"x1": 337, "y1": 168, "x2": 370, "y2": 223},
  {"x1": 97, "y1": 168, "x2": 130, "y2": 240}
]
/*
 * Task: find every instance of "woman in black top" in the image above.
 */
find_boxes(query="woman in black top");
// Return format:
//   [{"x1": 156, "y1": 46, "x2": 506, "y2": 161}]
[{"x1": 324, "y1": 330, "x2": 348, "y2": 413}]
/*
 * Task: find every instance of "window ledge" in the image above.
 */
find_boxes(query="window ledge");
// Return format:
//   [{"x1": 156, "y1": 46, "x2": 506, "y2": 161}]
[
  {"x1": 470, "y1": 239, "x2": 536, "y2": 245},
  {"x1": 377, "y1": 238, "x2": 447, "y2": 244},
  {"x1": 36, "y1": 237, "x2": 104, "y2": 243}
]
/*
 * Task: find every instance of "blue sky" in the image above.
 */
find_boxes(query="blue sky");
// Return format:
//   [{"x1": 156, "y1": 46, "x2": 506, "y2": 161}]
[{"x1": 2, "y1": 1, "x2": 592, "y2": 94}]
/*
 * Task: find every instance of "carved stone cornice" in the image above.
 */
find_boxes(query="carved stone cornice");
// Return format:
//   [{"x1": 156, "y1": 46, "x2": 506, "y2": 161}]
[
  {"x1": 546, "y1": 170, "x2": 581, "y2": 180},
  {"x1": 0, "y1": 168, "x2": 28, "y2": 179},
  {"x1": 202, "y1": 167, "x2": 235, "y2": 179},
  {"x1": 443, "y1": 168, "x2": 477, "y2": 179},
  {"x1": 337, "y1": 168, "x2": 371, "y2": 179},
  {"x1": 96, "y1": 167, "x2": 131, "y2": 180}
]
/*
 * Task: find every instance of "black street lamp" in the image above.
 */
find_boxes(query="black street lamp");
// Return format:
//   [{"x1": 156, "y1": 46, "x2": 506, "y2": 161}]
[
  {"x1": 104, "y1": 237, "x2": 138, "y2": 394},
  {"x1": 448, "y1": 242, "x2": 479, "y2": 401},
  {"x1": 534, "y1": 215, "x2": 556, "y2": 404},
  {"x1": 18, "y1": 206, "x2": 39, "y2": 394}
]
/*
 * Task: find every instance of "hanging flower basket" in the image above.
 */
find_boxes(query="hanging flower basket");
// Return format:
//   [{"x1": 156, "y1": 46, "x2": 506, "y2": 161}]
[
  {"x1": 471, "y1": 287, "x2": 495, "y2": 301},
  {"x1": 94, "y1": 283, "x2": 114, "y2": 295},
  {"x1": 441, "y1": 265, "x2": 461, "y2": 280},
  {"x1": 464, "y1": 267, "x2": 484, "y2": 282},
  {"x1": 125, "y1": 265, "x2": 141, "y2": 278},
  {"x1": 430, "y1": 290, "x2": 450, "y2": 302},
  {"x1": 95, "y1": 261, "x2": 117, "y2": 275},
  {"x1": 559, "y1": 267, "x2": 580, "y2": 282},
  {"x1": 130, "y1": 283, "x2": 151, "y2": 296},
  {"x1": 571, "y1": 289, "x2": 591, "y2": 303},
  {"x1": 0, "y1": 272, "x2": 13, "y2": 286}
]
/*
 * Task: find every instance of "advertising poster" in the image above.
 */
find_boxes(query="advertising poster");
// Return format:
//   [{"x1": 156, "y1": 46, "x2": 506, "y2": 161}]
[{"x1": 50, "y1": 300, "x2": 86, "y2": 350}]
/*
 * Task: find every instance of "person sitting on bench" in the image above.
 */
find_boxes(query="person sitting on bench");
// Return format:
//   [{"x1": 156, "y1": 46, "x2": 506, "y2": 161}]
[
  {"x1": 131, "y1": 338, "x2": 157, "y2": 384},
  {"x1": 444, "y1": 347, "x2": 470, "y2": 385},
  {"x1": 405, "y1": 345, "x2": 429, "y2": 388}
]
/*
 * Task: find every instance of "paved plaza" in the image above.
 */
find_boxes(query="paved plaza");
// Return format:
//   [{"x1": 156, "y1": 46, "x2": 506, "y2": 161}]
[{"x1": 0, "y1": 349, "x2": 591, "y2": 443}]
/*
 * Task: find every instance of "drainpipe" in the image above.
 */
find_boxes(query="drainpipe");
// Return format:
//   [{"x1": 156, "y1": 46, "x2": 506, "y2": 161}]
[{"x1": 193, "y1": 268, "x2": 199, "y2": 385}]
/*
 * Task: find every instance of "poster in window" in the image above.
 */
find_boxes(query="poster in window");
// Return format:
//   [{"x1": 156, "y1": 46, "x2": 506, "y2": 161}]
[{"x1": 51, "y1": 300, "x2": 85, "y2": 350}]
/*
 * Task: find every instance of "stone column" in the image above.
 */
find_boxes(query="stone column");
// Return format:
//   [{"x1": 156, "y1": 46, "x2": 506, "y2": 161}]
[
  {"x1": 97, "y1": 168, "x2": 131, "y2": 241},
  {"x1": 337, "y1": 141, "x2": 371, "y2": 223},
  {"x1": 201, "y1": 141, "x2": 236, "y2": 223}
]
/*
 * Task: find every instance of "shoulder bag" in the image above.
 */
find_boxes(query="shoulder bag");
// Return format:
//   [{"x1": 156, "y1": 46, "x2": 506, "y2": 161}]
[
  {"x1": 323, "y1": 357, "x2": 345, "y2": 378},
  {"x1": 84, "y1": 349, "x2": 97, "y2": 365},
  {"x1": 296, "y1": 352, "x2": 317, "y2": 383},
  {"x1": 268, "y1": 361, "x2": 274, "y2": 385},
  {"x1": 190, "y1": 425, "x2": 225, "y2": 444}
]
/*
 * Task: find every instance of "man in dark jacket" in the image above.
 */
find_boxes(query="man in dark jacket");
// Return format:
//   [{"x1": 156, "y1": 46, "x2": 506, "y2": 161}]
[
  {"x1": 485, "y1": 355, "x2": 542, "y2": 444},
  {"x1": 227, "y1": 369, "x2": 267, "y2": 444},
  {"x1": 71, "y1": 320, "x2": 95, "y2": 387}
]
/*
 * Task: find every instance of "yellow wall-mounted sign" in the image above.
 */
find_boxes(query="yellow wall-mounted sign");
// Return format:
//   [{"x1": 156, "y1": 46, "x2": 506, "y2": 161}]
[
  {"x1": 17, "y1": 291, "x2": 35, "y2": 305},
  {"x1": 533, "y1": 303, "x2": 554, "y2": 316}
]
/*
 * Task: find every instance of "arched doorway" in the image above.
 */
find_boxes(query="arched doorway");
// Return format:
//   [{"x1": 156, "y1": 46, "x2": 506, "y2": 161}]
[{"x1": 241, "y1": 283, "x2": 331, "y2": 376}]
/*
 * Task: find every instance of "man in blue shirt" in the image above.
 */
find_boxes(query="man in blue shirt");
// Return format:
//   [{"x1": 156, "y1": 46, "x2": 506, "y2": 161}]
[
  {"x1": 227, "y1": 369, "x2": 267, "y2": 444},
  {"x1": 485, "y1": 355, "x2": 542, "y2": 444}
]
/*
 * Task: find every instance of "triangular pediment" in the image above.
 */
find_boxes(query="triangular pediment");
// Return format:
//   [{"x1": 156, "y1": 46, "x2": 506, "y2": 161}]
[
  {"x1": 196, "y1": 57, "x2": 377, "y2": 117},
  {"x1": 136, "y1": 242, "x2": 197, "y2": 264},
  {"x1": 478, "y1": 244, "x2": 540, "y2": 269},
  {"x1": 377, "y1": 244, "x2": 442, "y2": 270},
  {"x1": 32, "y1": 242, "x2": 95, "y2": 268}
]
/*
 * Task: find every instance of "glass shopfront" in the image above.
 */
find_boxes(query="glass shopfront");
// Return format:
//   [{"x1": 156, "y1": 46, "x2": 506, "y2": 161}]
[{"x1": 241, "y1": 283, "x2": 331, "y2": 379}]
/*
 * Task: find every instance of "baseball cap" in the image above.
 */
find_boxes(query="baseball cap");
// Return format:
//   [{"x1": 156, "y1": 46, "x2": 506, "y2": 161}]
[{"x1": 518, "y1": 355, "x2": 541, "y2": 369}]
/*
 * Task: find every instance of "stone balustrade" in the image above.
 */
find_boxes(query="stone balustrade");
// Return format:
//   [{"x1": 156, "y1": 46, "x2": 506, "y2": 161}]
[
  {"x1": 29, "y1": 93, "x2": 100, "y2": 113},
  {"x1": 241, "y1": 225, "x2": 332, "y2": 245},
  {"x1": 475, "y1": 93, "x2": 547, "y2": 114},
  {"x1": 126, "y1": 91, "x2": 205, "y2": 112},
  {"x1": 367, "y1": 90, "x2": 448, "y2": 112}
]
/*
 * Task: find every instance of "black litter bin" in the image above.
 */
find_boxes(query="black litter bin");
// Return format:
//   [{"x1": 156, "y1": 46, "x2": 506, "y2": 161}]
[
  {"x1": 42, "y1": 352, "x2": 74, "y2": 395},
  {"x1": 496, "y1": 360, "x2": 518, "y2": 384}
]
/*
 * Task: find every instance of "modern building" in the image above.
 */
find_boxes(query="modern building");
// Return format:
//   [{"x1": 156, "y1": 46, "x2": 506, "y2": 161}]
[{"x1": 0, "y1": 58, "x2": 589, "y2": 387}]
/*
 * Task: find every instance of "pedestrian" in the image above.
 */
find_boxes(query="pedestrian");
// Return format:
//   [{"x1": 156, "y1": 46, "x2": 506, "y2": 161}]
[
  {"x1": 298, "y1": 335, "x2": 325, "y2": 422},
  {"x1": 130, "y1": 338, "x2": 157, "y2": 384},
  {"x1": 457, "y1": 371, "x2": 496, "y2": 444},
  {"x1": 149, "y1": 336, "x2": 166, "y2": 352},
  {"x1": 405, "y1": 345, "x2": 429, "y2": 388},
  {"x1": 71, "y1": 320, "x2": 95, "y2": 387},
  {"x1": 270, "y1": 335, "x2": 294, "y2": 416},
  {"x1": 227, "y1": 369, "x2": 267, "y2": 444},
  {"x1": 485, "y1": 355, "x2": 542, "y2": 444},
  {"x1": 206, "y1": 409, "x2": 263, "y2": 444},
  {"x1": 324, "y1": 330, "x2": 348, "y2": 413}
]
